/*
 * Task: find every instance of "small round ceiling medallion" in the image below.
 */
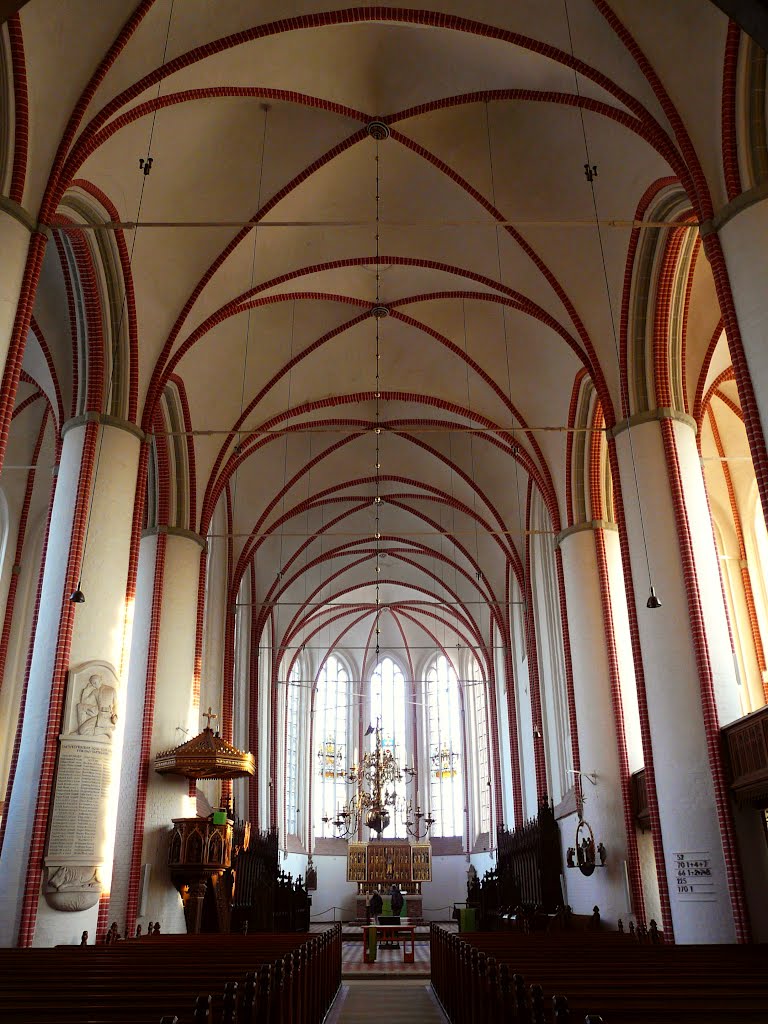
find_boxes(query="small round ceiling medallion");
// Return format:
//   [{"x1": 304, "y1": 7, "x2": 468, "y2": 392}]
[
  {"x1": 367, "y1": 120, "x2": 390, "y2": 140},
  {"x1": 371, "y1": 305, "x2": 389, "y2": 318}
]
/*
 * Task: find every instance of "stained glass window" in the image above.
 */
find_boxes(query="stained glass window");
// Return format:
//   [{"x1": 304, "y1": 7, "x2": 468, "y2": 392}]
[
  {"x1": 425, "y1": 655, "x2": 464, "y2": 838},
  {"x1": 370, "y1": 656, "x2": 408, "y2": 838},
  {"x1": 285, "y1": 660, "x2": 302, "y2": 836},
  {"x1": 313, "y1": 654, "x2": 350, "y2": 839},
  {"x1": 470, "y1": 657, "x2": 491, "y2": 834}
]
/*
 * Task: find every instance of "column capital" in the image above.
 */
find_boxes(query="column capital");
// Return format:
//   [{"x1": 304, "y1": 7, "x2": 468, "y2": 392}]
[
  {"x1": 61, "y1": 412, "x2": 145, "y2": 442},
  {"x1": 141, "y1": 525, "x2": 206, "y2": 550},
  {"x1": 606, "y1": 407, "x2": 696, "y2": 440},
  {"x1": 0, "y1": 194, "x2": 40, "y2": 234},
  {"x1": 556, "y1": 519, "x2": 618, "y2": 547},
  {"x1": 700, "y1": 181, "x2": 768, "y2": 238}
]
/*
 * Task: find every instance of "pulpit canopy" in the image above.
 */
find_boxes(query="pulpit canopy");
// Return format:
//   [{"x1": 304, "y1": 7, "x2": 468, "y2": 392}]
[{"x1": 154, "y1": 726, "x2": 255, "y2": 781}]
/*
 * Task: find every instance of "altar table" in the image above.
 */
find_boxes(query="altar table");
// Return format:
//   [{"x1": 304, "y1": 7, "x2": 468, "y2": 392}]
[{"x1": 362, "y1": 923, "x2": 415, "y2": 963}]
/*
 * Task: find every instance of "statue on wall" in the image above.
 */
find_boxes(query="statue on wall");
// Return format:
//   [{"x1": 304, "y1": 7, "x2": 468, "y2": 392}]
[
  {"x1": 76, "y1": 674, "x2": 118, "y2": 738},
  {"x1": 466, "y1": 863, "x2": 478, "y2": 899}
]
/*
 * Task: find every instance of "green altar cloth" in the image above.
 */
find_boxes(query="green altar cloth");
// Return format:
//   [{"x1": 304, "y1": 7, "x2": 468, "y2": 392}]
[
  {"x1": 458, "y1": 907, "x2": 477, "y2": 932},
  {"x1": 367, "y1": 926, "x2": 377, "y2": 961},
  {"x1": 381, "y1": 895, "x2": 406, "y2": 918}
]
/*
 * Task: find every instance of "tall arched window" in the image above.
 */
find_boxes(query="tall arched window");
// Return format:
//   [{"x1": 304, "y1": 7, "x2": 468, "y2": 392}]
[
  {"x1": 469, "y1": 657, "x2": 491, "y2": 836},
  {"x1": 370, "y1": 656, "x2": 408, "y2": 838},
  {"x1": 425, "y1": 655, "x2": 464, "y2": 838},
  {"x1": 285, "y1": 660, "x2": 302, "y2": 837},
  {"x1": 313, "y1": 654, "x2": 351, "y2": 839}
]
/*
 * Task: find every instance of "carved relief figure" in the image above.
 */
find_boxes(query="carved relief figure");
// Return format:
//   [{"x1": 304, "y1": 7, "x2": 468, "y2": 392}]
[
  {"x1": 45, "y1": 865, "x2": 102, "y2": 912},
  {"x1": 76, "y1": 674, "x2": 118, "y2": 738},
  {"x1": 47, "y1": 864, "x2": 101, "y2": 892}
]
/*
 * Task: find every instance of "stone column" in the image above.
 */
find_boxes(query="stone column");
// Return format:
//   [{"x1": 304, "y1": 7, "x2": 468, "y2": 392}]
[
  {"x1": 558, "y1": 523, "x2": 643, "y2": 927},
  {"x1": 611, "y1": 411, "x2": 744, "y2": 943},
  {"x1": 0, "y1": 205, "x2": 35, "y2": 381},
  {"x1": 0, "y1": 416, "x2": 141, "y2": 947},
  {"x1": 717, "y1": 195, "x2": 768, "y2": 449},
  {"x1": 118, "y1": 530, "x2": 204, "y2": 937}
]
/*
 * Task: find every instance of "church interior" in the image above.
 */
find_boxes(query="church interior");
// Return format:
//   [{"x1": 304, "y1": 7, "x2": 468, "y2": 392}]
[{"x1": 2, "y1": 0, "x2": 768, "y2": 1020}]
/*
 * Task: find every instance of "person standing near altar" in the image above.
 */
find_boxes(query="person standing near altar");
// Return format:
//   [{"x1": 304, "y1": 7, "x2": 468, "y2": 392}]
[
  {"x1": 369, "y1": 888, "x2": 383, "y2": 923},
  {"x1": 390, "y1": 884, "x2": 404, "y2": 918}
]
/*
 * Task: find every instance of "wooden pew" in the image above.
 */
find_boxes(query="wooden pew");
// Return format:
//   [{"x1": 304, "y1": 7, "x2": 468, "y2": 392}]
[
  {"x1": 0, "y1": 924, "x2": 342, "y2": 1024},
  {"x1": 430, "y1": 923, "x2": 768, "y2": 1024}
]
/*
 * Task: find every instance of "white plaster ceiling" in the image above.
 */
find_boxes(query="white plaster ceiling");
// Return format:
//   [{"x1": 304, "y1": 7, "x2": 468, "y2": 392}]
[{"x1": 13, "y1": 0, "x2": 742, "y2": 670}]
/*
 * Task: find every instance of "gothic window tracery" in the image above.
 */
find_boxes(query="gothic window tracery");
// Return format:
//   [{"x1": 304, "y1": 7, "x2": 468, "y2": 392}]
[
  {"x1": 424, "y1": 654, "x2": 463, "y2": 839},
  {"x1": 370, "y1": 655, "x2": 408, "y2": 839},
  {"x1": 285, "y1": 660, "x2": 302, "y2": 837},
  {"x1": 313, "y1": 653, "x2": 351, "y2": 840}
]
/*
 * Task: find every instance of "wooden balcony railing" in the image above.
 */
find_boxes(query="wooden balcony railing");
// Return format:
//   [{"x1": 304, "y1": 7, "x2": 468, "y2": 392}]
[{"x1": 722, "y1": 703, "x2": 768, "y2": 806}]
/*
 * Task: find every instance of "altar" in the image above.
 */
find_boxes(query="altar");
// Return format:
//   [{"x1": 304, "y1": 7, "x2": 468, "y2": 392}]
[{"x1": 348, "y1": 840, "x2": 431, "y2": 921}]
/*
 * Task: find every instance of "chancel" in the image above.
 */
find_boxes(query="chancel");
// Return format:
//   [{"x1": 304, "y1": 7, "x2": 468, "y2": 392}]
[{"x1": 2, "y1": 1, "x2": 768, "y2": 1022}]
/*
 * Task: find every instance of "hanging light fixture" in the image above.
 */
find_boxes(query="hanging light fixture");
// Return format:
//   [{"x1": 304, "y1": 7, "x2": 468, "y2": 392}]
[
  {"x1": 646, "y1": 585, "x2": 662, "y2": 610},
  {"x1": 321, "y1": 717, "x2": 425, "y2": 837},
  {"x1": 319, "y1": 120, "x2": 432, "y2": 844},
  {"x1": 372, "y1": 133, "x2": 384, "y2": 634}
]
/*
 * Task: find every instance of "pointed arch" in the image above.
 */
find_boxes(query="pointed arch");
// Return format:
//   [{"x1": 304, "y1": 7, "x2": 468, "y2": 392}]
[
  {"x1": 55, "y1": 185, "x2": 137, "y2": 421},
  {"x1": 735, "y1": 31, "x2": 768, "y2": 192},
  {"x1": 624, "y1": 184, "x2": 694, "y2": 415}
]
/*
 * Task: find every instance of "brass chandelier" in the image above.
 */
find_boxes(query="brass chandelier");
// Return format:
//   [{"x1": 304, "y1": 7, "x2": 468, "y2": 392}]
[{"x1": 322, "y1": 718, "x2": 434, "y2": 839}]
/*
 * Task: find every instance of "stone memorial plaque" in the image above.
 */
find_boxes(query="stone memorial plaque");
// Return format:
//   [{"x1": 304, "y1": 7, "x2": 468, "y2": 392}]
[
  {"x1": 47, "y1": 739, "x2": 111, "y2": 861},
  {"x1": 44, "y1": 660, "x2": 119, "y2": 912}
]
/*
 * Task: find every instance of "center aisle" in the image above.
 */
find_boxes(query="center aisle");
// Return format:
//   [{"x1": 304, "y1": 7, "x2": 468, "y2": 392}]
[{"x1": 328, "y1": 980, "x2": 448, "y2": 1024}]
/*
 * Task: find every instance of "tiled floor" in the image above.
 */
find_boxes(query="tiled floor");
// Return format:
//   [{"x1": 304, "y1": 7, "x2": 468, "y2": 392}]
[{"x1": 342, "y1": 938, "x2": 431, "y2": 977}]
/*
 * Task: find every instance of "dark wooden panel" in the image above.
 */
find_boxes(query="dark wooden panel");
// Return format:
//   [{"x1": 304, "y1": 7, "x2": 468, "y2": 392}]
[{"x1": 723, "y1": 704, "x2": 768, "y2": 806}]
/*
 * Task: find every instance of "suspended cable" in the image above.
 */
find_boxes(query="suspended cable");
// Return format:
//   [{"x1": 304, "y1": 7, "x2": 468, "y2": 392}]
[
  {"x1": 152, "y1": 424, "x2": 605, "y2": 436},
  {"x1": 231, "y1": 106, "x2": 270, "y2": 525},
  {"x1": 484, "y1": 100, "x2": 527, "y2": 620},
  {"x1": 562, "y1": 0, "x2": 659, "y2": 607},
  {"x1": 373, "y1": 134, "x2": 383, "y2": 658},
  {"x1": 461, "y1": 298, "x2": 483, "y2": 588},
  {"x1": 276, "y1": 299, "x2": 297, "y2": 637},
  {"x1": 72, "y1": 0, "x2": 176, "y2": 603},
  {"x1": 207, "y1": 528, "x2": 562, "y2": 538},
  {"x1": 51, "y1": 217, "x2": 699, "y2": 231}
]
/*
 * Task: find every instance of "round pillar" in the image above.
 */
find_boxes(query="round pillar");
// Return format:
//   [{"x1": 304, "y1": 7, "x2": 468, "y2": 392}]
[
  {"x1": 558, "y1": 523, "x2": 642, "y2": 927},
  {"x1": 117, "y1": 530, "x2": 204, "y2": 937},
  {"x1": 0, "y1": 208, "x2": 34, "y2": 382},
  {"x1": 718, "y1": 196, "x2": 768, "y2": 449},
  {"x1": 0, "y1": 418, "x2": 141, "y2": 947},
  {"x1": 612, "y1": 412, "x2": 743, "y2": 943}
]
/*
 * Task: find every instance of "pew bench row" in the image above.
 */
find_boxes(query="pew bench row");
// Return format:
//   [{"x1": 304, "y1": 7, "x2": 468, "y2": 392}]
[
  {"x1": 430, "y1": 923, "x2": 768, "y2": 1024},
  {"x1": 0, "y1": 925, "x2": 342, "y2": 1024}
]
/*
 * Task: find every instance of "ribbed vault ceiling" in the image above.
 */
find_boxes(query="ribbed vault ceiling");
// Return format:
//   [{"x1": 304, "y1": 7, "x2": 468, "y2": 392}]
[{"x1": 13, "y1": 0, "x2": 744, "y2": 676}]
